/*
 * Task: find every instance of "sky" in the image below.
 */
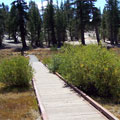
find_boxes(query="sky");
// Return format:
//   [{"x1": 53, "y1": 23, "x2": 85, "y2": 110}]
[{"x1": 0, "y1": 0, "x2": 106, "y2": 12}]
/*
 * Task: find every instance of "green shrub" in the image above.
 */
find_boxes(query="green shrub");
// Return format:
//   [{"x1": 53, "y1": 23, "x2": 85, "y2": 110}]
[
  {"x1": 48, "y1": 55, "x2": 61, "y2": 73},
  {"x1": 0, "y1": 56, "x2": 33, "y2": 87},
  {"x1": 50, "y1": 46, "x2": 58, "y2": 51},
  {"x1": 42, "y1": 57, "x2": 52, "y2": 65},
  {"x1": 47, "y1": 44, "x2": 120, "y2": 100}
]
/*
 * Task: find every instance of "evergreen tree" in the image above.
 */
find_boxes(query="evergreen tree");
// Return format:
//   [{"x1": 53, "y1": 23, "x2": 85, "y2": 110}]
[
  {"x1": 105, "y1": 0, "x2": 120, "y2": 44},
  {"x1": 43, "y1": 0, "x2": 57, "y2": 47},
  {"x1": 0, "y1": 4, "x2": 4, "y2": 47},
  {"x1": 28, "y1": 1, "x2": 42, "y2": 47},
  {"x1": 9, "y1": 4, "x2": 19, "y2": 43},
  {"x1": 92, "y1": 7, "x2": 101, "y2": 44},
  {"x1": 55, "y1": 1, "x2": 67, "y2": 47},
  {"x1": 6, "y1": 12, "x2": 11, "y2": 39},
  {"x1": 49, "y1": 0, "x2": 57, "y2": 46},
  {"x1": 43, "y1": 4, "x2": 51, "y2": 46},
  {"x1": 72, "y1": 0, "x2": 96, "y2": 45},
  {"x1": 12, "y1": 0, "x2": 28, "y2": 48},
  {"x1": 64, "y1": 0, "x2": 75, "y2": 41},
  {"x1": 101, "y1": 8, "x2": 107, "y2": 42},
  {"x1": 1, "y1": 3, "x2": 9, "y2": 33}
]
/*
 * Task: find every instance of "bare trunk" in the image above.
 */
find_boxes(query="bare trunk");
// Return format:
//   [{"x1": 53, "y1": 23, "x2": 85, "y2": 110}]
[
  {"x1": 0, "y1": 37, "x2": 2, "y2": 47},
  {"x1": 21, "y1": 32, "x2": 27, "y2": 48},
  {"x1": 19, "y1": 8, "x2": 27, "y2": 49},
  {"x1": 70, "y1": 29, "x2": 73, "y2": 41},
  {"x1": 110, "y1": 28, "x2": 114, "y2": 44},
  {"x1": 80, "y1": 26, "x2": 85, "y2": 45},
  {"x1": 114, "y1": 34, "x2": 118, "y2": 45},
  {"x1": 95, "y1": 26, "x2": 100, "y2": 44},
  {"x1": 48, "y1": 31, "x2": 50, "y2": 47},
  {"x1": 79, "y1": 2, "x2": 85, "y2": 45},
  {"x1": 51, "y1": 28, "x2": 57, "y2": 46},
  {"x1": 13, "y1": 32, "x2": 18, "y2": 43}
]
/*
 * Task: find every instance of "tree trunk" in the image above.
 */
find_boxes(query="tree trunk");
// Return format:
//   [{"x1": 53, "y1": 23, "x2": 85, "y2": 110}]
[
  {"x1": 37, "y1": 30, "x2": 40, "y2": 47},
  {"x1": 21, "y1": 31, "x2": 27, "y2": 48},
  {"x1": 13, "y1": 32, "x2": 18, "y2": 43},
  {"x1": 0, "y1": 37, "x2": 2, "y2": 47},
  {"x1": 49, "y1": 1, "x2": 57, "y2": 47},
  {"x1": 95, "y1": 26, "x2": 100, "y2": 44},
  {"x1": 35, "y1": 40, "x2": 39, "y2": 47},
  {"x1": 110, "y1": 27, "x2": 114, "y2": 44},
  {"x1": 20, "y1": 23, "x2": 27, "y2": 48},
  {"x1": 79, "y1": 2, "x2": 85, "y2": 45},
  {"x1": 51, "y1": 28, "x2": 57, "y2": 46},
  {"x1": 103, "y1": 34, "x2": 105, "y2": 42},
  {"x1": 19, "y1": 9, "x2": 27, "y2": 49},
  {"x1": 114, "y1": 33, "x2": 118, "y2": 45},
  {"x1": 48, "y1": 31, "x2": 50, "y2": 47},
  {"x1": 70, "y1": 28, "x2": 73, "y2": 41},
  {"x1": 80, "y1": 26, "x2": 85, "y2": 45},
  {"x1": 8, "y1": 32, "x2": 11, "y2": 40},
  {"x1": 80, "y1": 15, "x2": 85, "y2": 45},
  {"x1": 57, "y1": 32, "x2": 61, "y2": 47}
]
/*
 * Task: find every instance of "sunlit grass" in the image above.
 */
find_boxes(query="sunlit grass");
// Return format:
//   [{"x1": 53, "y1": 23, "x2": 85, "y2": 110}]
[
  {"x1": 0, "y1": 89, "x2": 39, "y2": 120},
  {"x1": 92, "y1": 97, "x2": 120, "y2": 119},
  {"x1": 0, "y1": 49, "x2": 40, "y2": 120}
]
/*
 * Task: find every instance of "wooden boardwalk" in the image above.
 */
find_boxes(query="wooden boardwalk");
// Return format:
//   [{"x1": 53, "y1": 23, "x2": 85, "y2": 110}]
[{"x1": 29, "y1": 55, "x2": 109, "y2": 120}]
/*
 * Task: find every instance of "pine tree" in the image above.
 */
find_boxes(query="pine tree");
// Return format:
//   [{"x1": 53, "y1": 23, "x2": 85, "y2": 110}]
[
  {"x1": 9, "y1": 4, "x2": 19, "y2": 43},
  {"x1": 0, "y1": 4, "x2": 4, "y2": 47},
  {"x1": 6, "y1": 12, "x2": 11, "y2": 40},
  {"x1": 49, "y1": 0, "x2": 57, "y2": 46},
  {"x1": 101, "y1": 8, "x2": 107, "y2": 42},
  {"x1": 72, "y1": 0, "x2": 96, "y2": 45},
  {"x1": 12, "y1": 0, "x2": 28, "y2": 48},
  {"x1": 55, "y1": 1, "x2": 67, "y2": 47},
  {"x1": 92, "y1": 8, "x2": 101, "y2": 44},
  {"x1": 64, "y1": 0, "x2": 75, "y2": 41},
  {"x1": 43, "y1": 4, "x2": 51, "y2": 46},
  {"x1": 43, "y1": 0, "x2": 57, "y2": 47},
  {"x1": 105, "y1": 0, "x2": 120, "y2": 44},
  {"x1": 1, "y1": 3, "x2": 9, "y2": 33},
  {"x1": 28, "y1": 1, "x2": 42, "y2": 47}
]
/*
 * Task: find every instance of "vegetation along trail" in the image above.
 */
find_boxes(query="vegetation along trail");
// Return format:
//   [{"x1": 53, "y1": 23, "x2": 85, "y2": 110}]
[{"x1": 29, "y1": 55, "x2": 116, "y2": 120}]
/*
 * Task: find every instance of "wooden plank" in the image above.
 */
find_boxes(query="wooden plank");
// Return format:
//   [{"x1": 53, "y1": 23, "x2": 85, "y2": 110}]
[{"x1": 29, "y1": 55, "x2": 116, "y2": 120}]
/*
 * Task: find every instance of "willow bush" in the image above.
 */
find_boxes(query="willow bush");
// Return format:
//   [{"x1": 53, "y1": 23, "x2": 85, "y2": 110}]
[
  {"x1": 0, "y1": 56, "x2": 33, "y2": 87},
  {"x1": 46, "y1": 44, "x2": 120, "y2": 100}
]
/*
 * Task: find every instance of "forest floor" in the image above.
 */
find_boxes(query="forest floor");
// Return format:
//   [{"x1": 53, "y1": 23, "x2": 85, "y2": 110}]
[{"x1": 0, "y1": 49, "x2": 41, "y2": 120}]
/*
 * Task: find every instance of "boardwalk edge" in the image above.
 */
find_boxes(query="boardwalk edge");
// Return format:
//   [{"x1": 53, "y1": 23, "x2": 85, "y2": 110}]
[
  {"x1": 32, "y1": 78, "x2": 48, "y2": 120},
  {"x1": 55, "y1": 72, "x2": 119, "y2": 120}
]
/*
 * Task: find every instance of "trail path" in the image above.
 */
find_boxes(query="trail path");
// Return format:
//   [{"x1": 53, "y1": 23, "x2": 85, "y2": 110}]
[{"x1": 29, "y1": 55, "x2": 109, "y2": 120}]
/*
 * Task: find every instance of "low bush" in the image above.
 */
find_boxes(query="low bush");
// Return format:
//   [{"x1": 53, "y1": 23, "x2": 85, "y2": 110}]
[
  {"x1": 46, "y1": 44, "x2": 120, "y2": 100},
  {"x1": 48, "y1": 55, "x2": 62, "y2": 73},
  {"x1": 0, "y1": 56, "x2": 33, "y2": 87},
  {"x1": 50, "y1": 46, "x2": 58, "y2": 51}
]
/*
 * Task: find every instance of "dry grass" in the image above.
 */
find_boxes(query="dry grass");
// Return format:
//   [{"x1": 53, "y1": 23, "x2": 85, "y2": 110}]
[
  {"x1": 0, "y1": 89, "x2": 40, "y2": 120},
  {"x1": 26, "y1": 48, "x2": 58, "y2": 62},
  {"x1": 0, "y1": 49, "x2": 41, "y2": 120},
  {"x1": 111, "y1": 47, "x2": 120, "y2": 56},
  {"x1": 103, "y1": 104, "x2": 120, "y2": 119},
  {"x1": 92, "y1": 97, "x2": 120, "y2": 119}
]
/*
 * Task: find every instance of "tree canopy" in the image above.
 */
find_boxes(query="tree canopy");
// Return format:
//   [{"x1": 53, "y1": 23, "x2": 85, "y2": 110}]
[{"x1": 0, "y1": 0, "x2": 120, "y2": 48}]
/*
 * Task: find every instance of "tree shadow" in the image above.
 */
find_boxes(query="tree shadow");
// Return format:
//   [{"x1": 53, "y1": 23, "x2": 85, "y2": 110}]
[
  {"x1": 7, "y1": 41, "x2": 21, "y2": 44},
  {"x1": 0, "y1": 84, "x2": 32, "y2": 94}
]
